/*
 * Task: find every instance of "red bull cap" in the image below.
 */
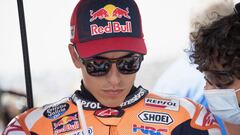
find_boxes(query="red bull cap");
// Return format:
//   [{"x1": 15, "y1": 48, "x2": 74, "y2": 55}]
[{"x1": 70, "y1": 0, "x2": 147, "y2": 58}]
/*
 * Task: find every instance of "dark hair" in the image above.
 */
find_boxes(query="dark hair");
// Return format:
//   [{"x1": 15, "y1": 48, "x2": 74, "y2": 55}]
[{"x1": 188, "y1": 13, "x2": 240, "y2": 79}]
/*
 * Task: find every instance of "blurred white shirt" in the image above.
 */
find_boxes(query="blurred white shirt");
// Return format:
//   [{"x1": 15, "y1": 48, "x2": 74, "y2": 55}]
[{"x1": 152, "y1": 55, "x2": 205, "y2": 103}]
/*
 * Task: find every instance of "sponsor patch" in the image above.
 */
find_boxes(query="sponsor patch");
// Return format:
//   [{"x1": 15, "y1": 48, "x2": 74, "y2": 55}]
[
  {"x1": 132, "y1": 124, "x2": 168, "y2": 135},
  {"x1": 90, "y1": 21, "x2": 132, "y2": 36},
  {"x1": 52, "y1": 112, "x2": 80, "y2": 134},
  {"x1": 120, "y1": 88, "x2": 148, "y2": 108},
  {"x1": 94, "y1": 108, "x2": 124, "y2": 117},
  {"x1": 89, "y1": 4, "x2": 131, "y2": 22},
  {"x1": 195, "y1": 106, "x2": 218, "y2": 127},
  {"x1": 89, "y1": 4, "x2": 132, "y2": 36},
  {"x1": 203, "y1": 110, "x2": 217, "y2": 127},
  {"x1": 72, "y1": 87, "x2": 148, "y2": 110},
  {"x1": 145, "y1": 98, "x2": 179, "y2": 111},
  {"x1": 44, "y1": 103, "x2": 69, "y2": 119},
  {"x1": 138, "y1": 111, "x2": 173, "y2": 125},
  {"x1": 65, "y1": 127, "x2": 93, "y2": 135},
  {"x1": 78, "y1": 99, "x2": 101, "y2": 110}
]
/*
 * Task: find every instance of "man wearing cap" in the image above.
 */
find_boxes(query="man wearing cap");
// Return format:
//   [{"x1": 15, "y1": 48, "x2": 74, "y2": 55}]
[{"x1": 3, "y1": 0, "x2": 222, "y2": 134}]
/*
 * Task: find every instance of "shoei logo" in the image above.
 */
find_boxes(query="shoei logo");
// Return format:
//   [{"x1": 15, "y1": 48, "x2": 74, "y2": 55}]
[
  {"x1": 89, "y1": 4, "x2": 131, "y2": 22},
  {"x1": 138, "y1": 111, "x2": 173, "y2": 125}
]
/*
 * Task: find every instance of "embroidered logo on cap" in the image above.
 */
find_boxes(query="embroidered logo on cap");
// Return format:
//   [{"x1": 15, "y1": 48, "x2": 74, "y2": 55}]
[
  {"x1": 90, "y1": 4, "x2": 130, "y2": 22},
  {"x1": 89, "y1": 4, "x2": 132, "y2": 36}
]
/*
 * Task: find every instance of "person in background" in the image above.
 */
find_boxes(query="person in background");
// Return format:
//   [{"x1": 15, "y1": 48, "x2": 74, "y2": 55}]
[
  {"x1": 0, "y1": 89, "x2": 27, "y2": 133},
  {"x1": 189, "y1": 0, "x2": 240, "y2": 134},
  {"x1": 153, "y1": 54, "x2": 227, "y2": 135},
  {"x1": 3, "y1": 0, "x2": 222, "y2": 134},
  {"x1": 153, "y1": 55, "x2": 205, "y2": 103}
]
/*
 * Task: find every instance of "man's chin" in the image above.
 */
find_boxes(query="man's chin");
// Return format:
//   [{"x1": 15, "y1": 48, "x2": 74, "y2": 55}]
[{"x1": 100, "y1": 100, "x2": 123, "y2": 108}]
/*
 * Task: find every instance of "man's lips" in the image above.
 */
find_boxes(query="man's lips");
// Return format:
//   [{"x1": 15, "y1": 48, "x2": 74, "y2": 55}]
[{"x1": 102, "y1": 89, "x2": 124, "y2": 96}]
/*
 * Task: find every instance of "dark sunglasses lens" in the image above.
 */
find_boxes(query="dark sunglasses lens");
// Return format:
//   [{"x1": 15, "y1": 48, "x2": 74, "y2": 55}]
[
  {"x1": 117, "y1": 56, "x2": 142, "y2": 74},
  {"x1": 205, "y1": 71, "x2": 234, "y2": 87},
  {"x1": 85, "y1": 60, "x2": 110, "y2": 76}
]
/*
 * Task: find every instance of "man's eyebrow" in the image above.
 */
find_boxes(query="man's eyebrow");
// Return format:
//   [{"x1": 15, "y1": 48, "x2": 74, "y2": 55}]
[{"x1": 93, "y1": 53, "x2": 135, "y2": 59}]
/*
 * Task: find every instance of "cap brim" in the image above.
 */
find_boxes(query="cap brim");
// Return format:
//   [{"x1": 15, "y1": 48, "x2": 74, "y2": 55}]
[{"x1": 75, "y1": 37, "x2": 146, "y2": 58}]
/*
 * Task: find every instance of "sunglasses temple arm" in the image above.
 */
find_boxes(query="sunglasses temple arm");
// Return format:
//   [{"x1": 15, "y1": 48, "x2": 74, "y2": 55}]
[
  {"x1": 72, "y1": 44, "x2": 81, "y2": 59},
  {"x1": 76, "y1": 99, "x2": 88, "y2": 135}
]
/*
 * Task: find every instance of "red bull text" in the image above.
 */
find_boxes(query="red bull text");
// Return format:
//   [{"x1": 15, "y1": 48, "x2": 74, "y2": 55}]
[
  {"x1": 90, "y1": 21, "x2": 132, "y2": 36},
  {"x1": 89, "y1": 4, "x2": 132, "y2": 36}
]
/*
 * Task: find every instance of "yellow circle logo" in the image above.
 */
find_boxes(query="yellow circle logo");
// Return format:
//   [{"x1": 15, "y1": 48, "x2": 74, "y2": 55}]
[{"x1": 104, "y1": 4, "x2": 117, "y2": 21}]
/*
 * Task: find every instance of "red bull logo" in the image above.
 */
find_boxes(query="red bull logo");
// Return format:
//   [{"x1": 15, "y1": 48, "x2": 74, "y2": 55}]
[
  {"x1": 89, "y1": 4, "x2": 132, "y2": 36},
  {"x1": 90, "y1": 21, "x2": 132, "y2": 36},
  {"x1": 52, "y1": 113, "x2": 80, "y2": 134},
  {"x1": 90, "y1": 8, "x2": 109, "y2": 22},
  {"x1": 113, "y1": 7, "x2": 131, "y2": 19},
  {"x1": 90, "y1": 4, "x2": 131, "y2": 22}
]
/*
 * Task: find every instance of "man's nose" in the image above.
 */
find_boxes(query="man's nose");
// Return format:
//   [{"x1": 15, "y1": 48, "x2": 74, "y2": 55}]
[{"x1": 106, "y1": 64, "x2": 121, "y2": 86}]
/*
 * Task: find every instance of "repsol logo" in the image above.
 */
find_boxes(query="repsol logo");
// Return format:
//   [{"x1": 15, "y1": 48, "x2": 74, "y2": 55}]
[
  {"x1": 80, "y1": 100, "x2": 101, "y2": 109},
  {"x1": 138, "y1": 111, "x2": 173, "y2": 125},
  {"x1": 145, "y1": 98, "x2": 179, "y2": 111}
]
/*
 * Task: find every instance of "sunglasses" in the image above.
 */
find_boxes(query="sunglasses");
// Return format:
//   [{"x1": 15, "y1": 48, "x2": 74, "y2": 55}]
[
  {"x1": 204, "y1": 69, "x2": 235, "y2": 88},
  {"x1": 80, "y1": 53, "x2": 144, "y2": 76}
]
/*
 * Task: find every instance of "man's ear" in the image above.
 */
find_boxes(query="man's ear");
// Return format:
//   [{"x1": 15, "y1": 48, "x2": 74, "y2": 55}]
[{"x1": 68, "y1": 44, "x2": 81, "y2": 68}]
